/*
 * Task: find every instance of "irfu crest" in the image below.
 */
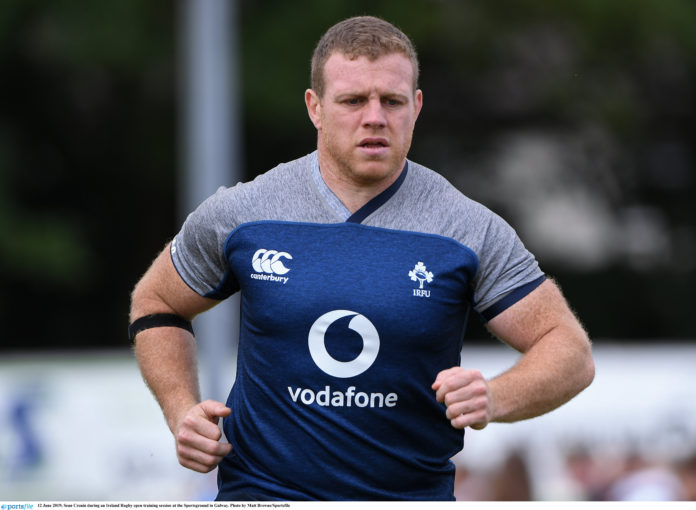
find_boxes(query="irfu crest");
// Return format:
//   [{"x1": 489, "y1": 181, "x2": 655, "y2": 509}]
[{"x1": 409, "y1": 262, "x2": 433, "y2": 289}]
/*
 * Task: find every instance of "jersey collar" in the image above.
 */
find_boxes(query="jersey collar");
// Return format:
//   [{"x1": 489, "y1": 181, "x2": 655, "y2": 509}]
[
  {"x1": 346, "y1": 161, "x2": 408, "y2": 224},
  {"x1": 311, "y1": 152, "x2": 409, "y2": 224}
]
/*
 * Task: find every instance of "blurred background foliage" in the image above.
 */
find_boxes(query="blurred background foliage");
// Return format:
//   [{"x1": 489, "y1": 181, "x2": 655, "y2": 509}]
[{"x1": 1, "y1": 0, "x2": 694, "y2": 350}]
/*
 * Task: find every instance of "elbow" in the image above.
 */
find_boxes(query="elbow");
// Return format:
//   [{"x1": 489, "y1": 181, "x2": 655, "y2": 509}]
[
  {"x1": 129, "y1": 281, "x2": 150, "y2": 322},
  {"x1": 581, "y1": 353, "x2": 595, "y2": 391},
  {"x1": 577, "y1": 337, "x2": 596, "y2": 392}
]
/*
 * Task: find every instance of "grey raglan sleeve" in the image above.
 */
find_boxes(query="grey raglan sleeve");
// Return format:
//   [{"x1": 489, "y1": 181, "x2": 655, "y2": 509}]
[
  {"x1": 471, "y1": 212, "x2": 545, "y2": 321},
  {"x1": 170, "y1": 186, "x2": 240, "y2": 299}
]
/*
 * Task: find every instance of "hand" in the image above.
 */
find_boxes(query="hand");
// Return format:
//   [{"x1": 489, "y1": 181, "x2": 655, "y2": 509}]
[
  {"x1": 174, "y1": 400, "x2": 233, "y2": 473},
  {"x1": 432, "y1": 367, "x2": 493, "y2": 430}
]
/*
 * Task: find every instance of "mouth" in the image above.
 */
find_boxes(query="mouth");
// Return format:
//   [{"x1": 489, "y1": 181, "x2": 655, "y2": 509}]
[{"x1": 358, "y1": 138, "x2": 389, "y2": 150}]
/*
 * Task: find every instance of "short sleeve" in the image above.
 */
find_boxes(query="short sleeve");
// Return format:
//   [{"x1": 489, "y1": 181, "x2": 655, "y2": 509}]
[
  {"x1": 472, "y1": 212, "x2": 545, "y2": 321},
  {"x1": 171, "y1": 186, "x2": 240, "y2": 299}
]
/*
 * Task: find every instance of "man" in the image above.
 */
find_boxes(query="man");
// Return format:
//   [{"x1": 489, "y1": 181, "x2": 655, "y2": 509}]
[{"x1": 130, "y1": 16, "x2": 594, "y2": 501}]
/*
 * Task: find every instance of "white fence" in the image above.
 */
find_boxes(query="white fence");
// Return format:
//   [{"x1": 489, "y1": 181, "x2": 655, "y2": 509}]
[{"x1": 1, "y1": 343, "x2": 695, "y2": 500}]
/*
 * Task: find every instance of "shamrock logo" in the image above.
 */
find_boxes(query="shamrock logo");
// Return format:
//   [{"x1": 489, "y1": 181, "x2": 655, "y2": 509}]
[{"x1": 409, "y1": 262, "x2": 433, "y2": 289}]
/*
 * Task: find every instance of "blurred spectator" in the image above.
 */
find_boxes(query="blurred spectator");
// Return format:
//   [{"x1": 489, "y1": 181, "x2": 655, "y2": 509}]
[
  {"x1": 605, "y1": 453, "x2": 685, "y2": 501},
  {"x1": 454, "y1": 450, "x2": 532, "y2": 501},
  {"x1": 564, "y1": 446, "x2": 623, "y2": 500},
  {"x1": 564, "y1": 447, "x2": 602, "y2": 500},
  {"x1": 454, "y1": 465, "x2": 493, "y2": 501},
  {"x1": 456, "y1": 445, "x2": 696, "y2": 501},
  {"x1": 675, "y1": 453, "x2": 696, "y2": 501},
  {"x1": 490, "y1": 450, "x2": 532, "y2": 501}
]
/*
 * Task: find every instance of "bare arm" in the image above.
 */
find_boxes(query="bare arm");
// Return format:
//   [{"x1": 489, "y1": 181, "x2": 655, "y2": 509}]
[
  {"x1": 130, "y1": 243, "x2": 232, "y2": 472},
  {"x1": 433, "y1": 278, "x2": 595, "y2": 429}
]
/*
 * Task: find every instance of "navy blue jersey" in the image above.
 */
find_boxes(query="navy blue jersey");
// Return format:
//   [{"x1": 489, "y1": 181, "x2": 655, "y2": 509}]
[{"x1": 171, "y1": 152, "x2": 544, "y2": 500}]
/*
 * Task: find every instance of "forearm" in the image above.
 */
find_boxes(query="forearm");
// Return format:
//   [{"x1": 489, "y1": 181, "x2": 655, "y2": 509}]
[
  {"x1": 488, "y1": 324, "x2": 594, "y2": 423},
  {"x1": 129, "y1": 243, "x2": 220, "y2": 432},
  {"x1": 134, "y1": 327, "x2": 201, "y2": 434},
  {"x1": 129, "y1": 244, "x2": 233, "y2": 473}
]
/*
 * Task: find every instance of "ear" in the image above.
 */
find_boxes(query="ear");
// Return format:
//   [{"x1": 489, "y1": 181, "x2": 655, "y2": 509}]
[
  {"x1": 305, "y1": 88, "x2": 322, "y2": 130},
  {"x1": 413, "y1": 89, "x2": 423, "y2": 120}
]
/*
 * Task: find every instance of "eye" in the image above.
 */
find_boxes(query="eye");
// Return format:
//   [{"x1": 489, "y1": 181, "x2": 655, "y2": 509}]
[
  {"x1": 343, "y1": 97, "x2": 363, "y2": 106},
  {"x1": 383, "y1": 98, "x2": 404, "y2": 107}
]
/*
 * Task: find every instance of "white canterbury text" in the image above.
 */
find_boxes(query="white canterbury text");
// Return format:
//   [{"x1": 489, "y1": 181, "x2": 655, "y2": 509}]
[{"x1": 250, "y1": 273, "x2": 289, "y2": 284}]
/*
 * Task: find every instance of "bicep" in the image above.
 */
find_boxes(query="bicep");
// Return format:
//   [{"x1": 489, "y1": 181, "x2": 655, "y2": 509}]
[
  {"x1": 130, "y1": 242, "x2": 220, "y2": 321},
  {"x1": 486, "y1": 278, "x2": 588, "y2": 353}
]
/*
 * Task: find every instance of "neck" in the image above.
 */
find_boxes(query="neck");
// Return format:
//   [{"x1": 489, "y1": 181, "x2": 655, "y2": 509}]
[{"x1": 317, "y1": 151, "x2": 405, "y2": 213}]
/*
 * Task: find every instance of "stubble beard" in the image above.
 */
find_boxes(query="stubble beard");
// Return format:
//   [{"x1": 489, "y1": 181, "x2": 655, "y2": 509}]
[{"x1": 319, "y1": 129, "x2": 412, "y2": 188}]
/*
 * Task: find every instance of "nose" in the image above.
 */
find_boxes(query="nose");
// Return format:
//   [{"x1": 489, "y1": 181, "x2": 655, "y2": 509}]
[{"x1": 362, "y1": 98, "x2": 386, "y2": 128}]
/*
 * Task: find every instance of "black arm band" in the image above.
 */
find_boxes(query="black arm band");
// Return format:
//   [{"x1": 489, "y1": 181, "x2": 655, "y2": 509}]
[{"x1": 128, "y1": 313, "x2": 194, "y2": 343}]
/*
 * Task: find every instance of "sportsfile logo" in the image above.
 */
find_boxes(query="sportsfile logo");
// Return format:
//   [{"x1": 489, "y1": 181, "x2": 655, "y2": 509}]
[
  {"x1": 288, "y1": 310, "x2": 399, "y2": 409},
  {"x1": 250, "y1": 248, "x2": 292, "y2": 284}
]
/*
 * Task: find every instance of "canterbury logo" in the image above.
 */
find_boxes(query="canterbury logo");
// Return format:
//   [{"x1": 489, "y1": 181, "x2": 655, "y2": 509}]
[{"x1": 252, "y1": 249, "x2": 292, "y2": 275}]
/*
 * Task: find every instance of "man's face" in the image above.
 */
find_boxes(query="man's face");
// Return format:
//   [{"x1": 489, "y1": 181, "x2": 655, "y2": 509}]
[{"x1": 306, "y1": 52, "x2": 423, "y2": 189}]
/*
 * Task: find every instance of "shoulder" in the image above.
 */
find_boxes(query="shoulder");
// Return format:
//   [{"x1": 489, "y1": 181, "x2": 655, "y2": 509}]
[
  {"x1": 194, "y1": 152, "x2": 321, "y2": 224},
  {"x1": 395, "y1": 160, "x2": 504, "y2": 241},
  {"x1": 222, "y1": 152, "x2": 315, "y2": 202},
  {"x1": 395, "y1": 160, "x2": 544, "y2": 315},
  {"x1": 249, "y1": 152, "x2": 315, "y2": 188}
]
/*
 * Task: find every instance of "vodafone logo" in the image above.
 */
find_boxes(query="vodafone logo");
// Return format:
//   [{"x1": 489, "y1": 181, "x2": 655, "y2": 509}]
[
  {"x1": 290, "y1": 310, "x2": 397, "y2": 408},
  {"x1": 308, "y1": 310, "x2": 380, "y2": 378}
]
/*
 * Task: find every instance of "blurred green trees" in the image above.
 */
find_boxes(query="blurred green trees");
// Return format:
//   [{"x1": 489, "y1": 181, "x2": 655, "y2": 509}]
[{"x1": 1, "y1": 0, "x2": 694, "y2": 349}]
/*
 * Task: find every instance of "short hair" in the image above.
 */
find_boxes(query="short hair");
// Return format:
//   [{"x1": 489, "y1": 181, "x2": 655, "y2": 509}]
[{"x1": 310, "y1": 16, "x2": 419, "y2": 98}]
